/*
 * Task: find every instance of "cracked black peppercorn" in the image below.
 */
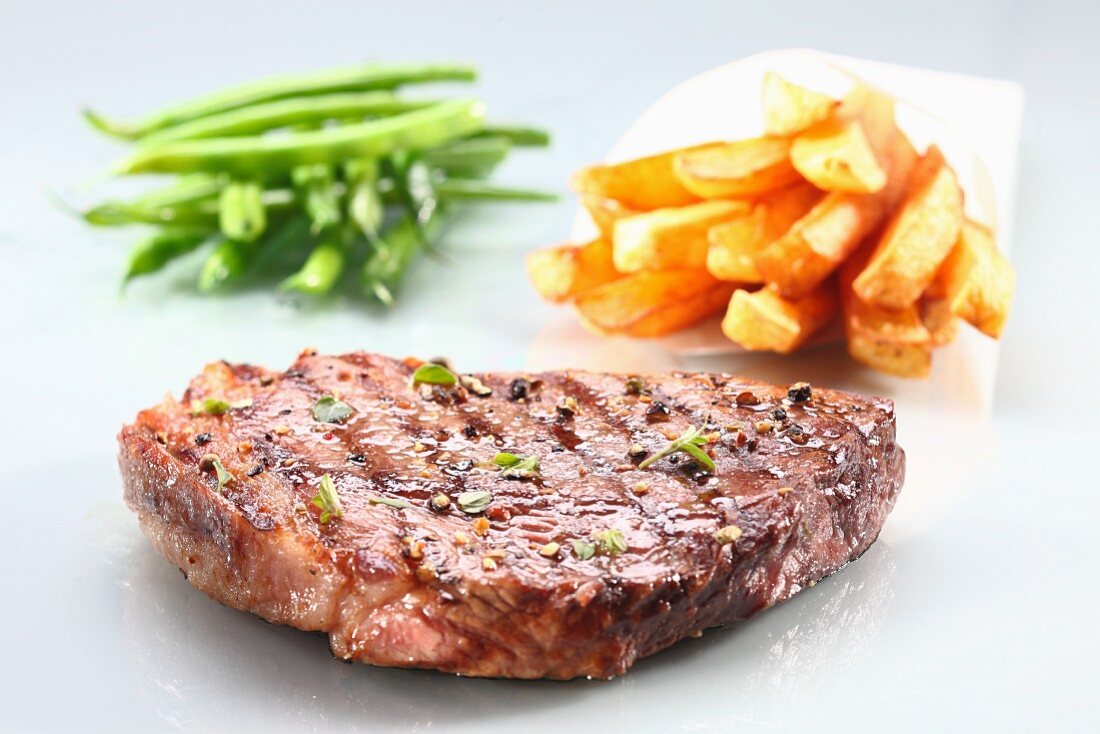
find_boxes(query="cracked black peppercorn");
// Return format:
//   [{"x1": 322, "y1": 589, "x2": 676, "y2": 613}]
[
  {"x1": 645, "y1": 401, "x2": 671, "y2": 423},
  {"x1": 787, "y1": 382, "x2": 812, "y2": 403},
  {"x1": 508, "y1": 378, "x2": 531, "y2": 401},
  {"x1": 770, "y1": 408, "x2": 787, "y2": 422},
  {"x1": 195, "y1": 432, "x2": 213, "y2": 446},
  {"x1": 787, "y1": 425, "x2": 809, "y2": 445}
]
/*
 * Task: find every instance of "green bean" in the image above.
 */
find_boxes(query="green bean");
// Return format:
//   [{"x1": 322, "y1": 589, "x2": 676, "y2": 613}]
[
  {"x1": 138, "y1": 93, "x2": 438, "y2": 145},
  {"x1": 123, "y1": 227, "x2": 210, "y2": 282},
  {"x1": 245, "y1": 216, "x2": 310, "y2": 273},
  {"x1": 83, "y1": 200, "x2": 217, "y2": 228},
  {"x1": 196, "y1": 216, "x2": 307, "y2": 293},
  {"x1": 84, "y1": 63, "x2": 478, "y2": 139},
  {"x1": 475, "y1": 126, "x2": 551, "y2": 147},
  {"x1": 84, "y1": 187, "x2": 295, "y2": 228},
  {"x1": 383, "y1": 153, "x2": 438, "y2": 255},
  {"x1": 114, "y1": 98, "x2": 486, "y2": 176},
  {"x1": 345, "y1": 159, "x2": 383, "y2": 238},
  {"x1": 422, "y1": 134, "x2": 511, "y2": 177},
  {"x1": 197, "y1": 238, "x2": 255, "y2": 292},
  {"x1": 363, "y1": 210, "x2": 444, "y2": 305},
  {"x1": 392, "y1": 153, "x2": 438, "y2": 227},
  {"x1": 280, "y1": 228, "x2": 347, "y2": 296},
  {"x1": 133, "y1": 173, "x2": 223, "y2": 207},
  {"x1": 84, "y1": 174, "x2": 223, "y2": 226},
  {"x1": 435, "y1": 179, "x2": 558, "y2": 202},
  {"x1": 218, "y1": 181, "x2": 267, "y2": 242},
  {"x1": 292, "y1": 164, "x2": 341, "y2": 233}
]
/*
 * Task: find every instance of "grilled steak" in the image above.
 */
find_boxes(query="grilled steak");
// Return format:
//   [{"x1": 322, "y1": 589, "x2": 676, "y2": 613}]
[{"x1": 119, "y1": 350, "x2": 904, "y2": 679}]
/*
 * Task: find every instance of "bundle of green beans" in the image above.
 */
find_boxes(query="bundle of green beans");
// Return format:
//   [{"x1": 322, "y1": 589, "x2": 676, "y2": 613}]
[{"x1": 79, "y1": 62, "x2": 554, "y2": 302}]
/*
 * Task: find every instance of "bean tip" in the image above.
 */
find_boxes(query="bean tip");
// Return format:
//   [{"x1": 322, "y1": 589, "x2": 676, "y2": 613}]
[
  {"x1": 82, "y1": 107, "x2": 135, "y2": 139},
  {"x1": 43, "y1": 187, "x2": 82, "y2": 219}
]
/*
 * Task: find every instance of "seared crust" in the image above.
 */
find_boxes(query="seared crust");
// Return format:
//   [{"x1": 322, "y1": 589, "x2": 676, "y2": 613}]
[{"x1": 119, "y1": 351, "x2": 904, "y2": 679}]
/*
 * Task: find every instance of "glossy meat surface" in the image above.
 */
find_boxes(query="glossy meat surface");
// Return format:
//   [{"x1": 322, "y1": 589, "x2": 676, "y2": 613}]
[{"x1": 119, "y1": 350, "x2": 904, "y2": 679}]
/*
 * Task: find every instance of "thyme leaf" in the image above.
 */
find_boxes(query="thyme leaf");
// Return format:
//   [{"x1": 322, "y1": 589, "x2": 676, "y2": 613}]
[
  {"x1": 411, "y1": 363, "x2": 457, "y2": 386},
  {"x1": 201, "y1": 454, "x2": 235, "y2": 494},
  {"x1": 369, "y1": 496, "x2": 410, "y2": 509},
  {"x1": 594, "y1": 528, "x2": 628, "y2": 556},
  {"x1": 493, "y1": 452, "x2": 540, "y2": 479},
  {"x1": 191, "y1": 397, "x2": 230, "y2": 416},
  {"x1": 311, "y1": 473, "x2": 344, "y2": 523},
  {"x1": 311, "y1": 395, "x2": 353, "y2": 424},
  {"x1": 637, "y1": 425, "x2": 716, "y2": 472},
  {"x1": 190, "y1": 397, "x2": 252, "y2": 416},
  {"x1": 572, "y1": 540, "x2": 596, "y2": 560},
  {"x1": 457, "y1": 490, "x2": 492, "y2": 514}
]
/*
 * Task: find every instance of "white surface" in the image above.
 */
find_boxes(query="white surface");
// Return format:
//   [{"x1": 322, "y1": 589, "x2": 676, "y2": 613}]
[{"x1": 1, "y1": 2, "x2": 1097, "y2": 732}]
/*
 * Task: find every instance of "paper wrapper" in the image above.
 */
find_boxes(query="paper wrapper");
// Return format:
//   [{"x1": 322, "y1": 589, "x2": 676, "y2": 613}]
[{"x1": 529, "y1": 50, "x2": 1024, "y2": 537}]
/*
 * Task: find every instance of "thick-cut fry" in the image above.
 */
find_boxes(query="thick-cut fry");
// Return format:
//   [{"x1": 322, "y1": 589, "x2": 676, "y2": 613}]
[
  {"x1": 570, "y1": 144, "x2": 720, "y2": 210},
  {"x1": 755, "y1": 132, "x2": 917, "y2": 299},
  {"x1": 526, "y1": 238, "x2": 620, "y2": 303},
  {"x1": 706, "y1": 182, "x2": 822, "y2": 282},
  {"x1": 613, "y1": 199, "x2": 750, "y2": 273},
  {"x1": 762, "y1": 72, "x2": 839, "y2": 136},
  {"x1": 853, "y1": 145, "x2": 963, "y2": 309},
  {"x1": 672, "y1": 136, "x2": 802, "y2": 199},
  {"x1": 574, "y1": 270, "x2": 737, "y2": 337},
  {"x1": 707, "y1": 208, "x2": 768, "y2": 283},
  {"x1": 936, "y1": 219, "x2": 1015, "y2": 338},
  {"x1": 531, "y1": 69, "x2": 1014, "y2": 379},
  {"x1": 790, "y1": 85, "x2": 895, "y2": 194},
  {"x1": 918, "y1": 263, "x2": 959, "y2": 346},
  {"x1": 791, "y1": 118, "x2": 885, "y2": 193},
  {"x1": 919, "y1": 291, "x2": 959, "y2": 346},
  {"x1": 840, "y1": 248, "x2": 932, "y2": 378},
  {"x1": 721, "y1": 282, "x2": 838, "y2": 354},
  {"x1": 581, "y1": 194, "x2": 639, "y2": 238}
]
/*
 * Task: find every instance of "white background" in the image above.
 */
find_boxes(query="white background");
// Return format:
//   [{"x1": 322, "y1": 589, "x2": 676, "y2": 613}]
[{"x1": 1, "y1": 1, "x2": 1096, "y2": 731}]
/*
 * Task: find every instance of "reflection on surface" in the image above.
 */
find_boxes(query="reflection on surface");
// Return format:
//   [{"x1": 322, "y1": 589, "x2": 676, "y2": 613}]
[
  {"x1": 620, "y1": 542, "x2": 896, "y2": 727},
  {"x1": 116, "y1": 515, "x2": 895, "y2": 731}
]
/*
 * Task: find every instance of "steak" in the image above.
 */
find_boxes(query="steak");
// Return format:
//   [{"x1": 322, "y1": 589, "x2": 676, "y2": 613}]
[{"x1": 118, "y1": 350, "x2": 904, "y2": 679}]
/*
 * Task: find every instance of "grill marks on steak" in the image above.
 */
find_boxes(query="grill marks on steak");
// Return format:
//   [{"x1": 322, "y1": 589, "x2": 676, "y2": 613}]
[{"x1": 118, "y1": 351, "x2": 904, "y2": 679}]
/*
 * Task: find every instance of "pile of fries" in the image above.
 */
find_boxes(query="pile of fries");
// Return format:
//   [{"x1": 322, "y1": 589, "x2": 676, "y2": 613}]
[{"x1": 527, "y1": 72, "x2": 1015, "y2": 377}]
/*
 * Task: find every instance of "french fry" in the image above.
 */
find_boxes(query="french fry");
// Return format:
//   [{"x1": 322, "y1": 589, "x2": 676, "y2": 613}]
[
  {"x1": 755, "y1": 131, "x2": 917, "y2": 299},
  {"x1": 790, "y1": 85, "x2": 895, "y2": 194},
  {"x1": 581, "y1": 194, "x2": 639, "y2": 238},
  {"x1": 936, "y1": 219, "x2": 1015, "y2": 338},
  {"x1": 919, "y1": 290, "x2": 959, "y2": 346},
  {"x1": 570, "y1": 144, "x2": 720, "y2": 210},
  {"x1": 707, "y1": 208, "x2": 768, "y2": 283},
  {"x1": 721, "y1": 282, "x2": 838, "y2": 354},
  {"x1": 791, "y1": 119, "x2": 885, "y2": 193},
  {"x1": 526, "y1": 238, "x2": 621, "y2": 303},
  {"x1": 762, "y1": 72, "x2": 840, "y2": 136},
  {"x1": 613, "y1": 199, "x2": 750, "y2": 273},
  {"x1": 853, "y1": 145, "x2": 964, "y2": 309},
  {"x1": 672, "y1": 136, "x2": 802, "y2": 199},
  {"x1": 706, "y1": 182, "x2": 822, "y2": 282},
  {"x1": 574, "y1": 270, "x2": 737, "y2": 337},
  {"x1": 839, "y1": 247, "x2": 932, "y2": 378},
  {"x1": 532, "y1": 69, "x2": 1013, "y2": 379}
]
